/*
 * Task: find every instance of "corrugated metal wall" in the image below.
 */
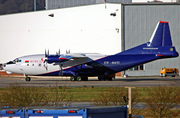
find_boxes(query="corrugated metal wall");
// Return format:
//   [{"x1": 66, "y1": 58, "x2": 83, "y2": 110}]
[
  {"x1": 123, "y1": 4, "x2": 180, "y2": 76},
  {"x1": 45, "y1": 0, "x2": 131, "y2": 10}
]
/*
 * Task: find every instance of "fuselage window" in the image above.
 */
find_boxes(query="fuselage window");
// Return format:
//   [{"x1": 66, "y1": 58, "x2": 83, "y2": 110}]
[
  {"x1": 27, "y1": 64, "x2": 29, "y2": 66},
  {"x1": 39, "y1": 64, "x2": 41, "y2": 67}
]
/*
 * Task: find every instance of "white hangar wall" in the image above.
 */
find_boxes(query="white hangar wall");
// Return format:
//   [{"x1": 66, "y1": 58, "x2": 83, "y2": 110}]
[{"x1": 0, "y1": 3, "x2": 122, "y2": 63}]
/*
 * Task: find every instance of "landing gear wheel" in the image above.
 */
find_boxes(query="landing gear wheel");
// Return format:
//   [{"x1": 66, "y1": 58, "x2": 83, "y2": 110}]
[
  {"x1": 25, "y1": 77, "x2": 31, "y2": 82},
  {"x1": 76, "y1": 76, "x2": 82, "y2": 81},
  {"x1": 70, "y1": 76, "x2": 76, "y2": 81}
]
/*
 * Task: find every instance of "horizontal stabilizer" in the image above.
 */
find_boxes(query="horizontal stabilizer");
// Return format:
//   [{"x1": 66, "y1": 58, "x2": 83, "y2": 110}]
[{"x1": 149, "y1": 21, "x2": 172, "y2": 47}]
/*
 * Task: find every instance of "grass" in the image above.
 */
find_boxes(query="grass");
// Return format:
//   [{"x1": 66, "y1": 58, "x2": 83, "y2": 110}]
[
  {"x1": 66, "y1": 87, "x2": 155, "y2": 102},
  {"x1": 0, "y1": 86, "x2": 156, "y2": 102},
  {"x1": 1, "y1": 84, "x2": 180, "y2": 117}
]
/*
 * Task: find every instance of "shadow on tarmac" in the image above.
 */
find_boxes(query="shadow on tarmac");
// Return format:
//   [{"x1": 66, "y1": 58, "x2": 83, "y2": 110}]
[{"x1": 32, "y1": 77, "x2": 180, "y2": 82}]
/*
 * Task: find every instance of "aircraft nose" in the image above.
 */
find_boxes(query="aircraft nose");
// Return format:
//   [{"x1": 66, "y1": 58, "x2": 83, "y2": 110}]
[
  {"x1": 0, "y1": 64, "x2": 3, "y2": 70},
  {"x1": 1, "y1": 63, "x2": 6, "y2": 70}
]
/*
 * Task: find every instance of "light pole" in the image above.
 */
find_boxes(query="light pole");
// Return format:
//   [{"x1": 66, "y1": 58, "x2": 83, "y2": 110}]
[{"x1": 125, "y1": 86, "x2": 135, "y2": 118}]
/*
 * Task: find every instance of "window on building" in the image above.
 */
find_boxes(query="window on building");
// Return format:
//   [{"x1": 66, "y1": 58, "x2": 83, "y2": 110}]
[
  {"x1": 128, "y1": 64, "x2": 144, "y2": 71},
  {"x1": 134, "y1": 66, "x2": 138, "y2": 70},
  {"x1": 139, "y1": 65, "x2": 144, "y2": 70}
]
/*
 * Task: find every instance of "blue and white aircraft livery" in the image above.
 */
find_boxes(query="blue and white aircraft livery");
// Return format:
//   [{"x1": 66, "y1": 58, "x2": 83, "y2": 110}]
[{"x1": 3, "y1": 21, "x2": 179, "y2": 81}]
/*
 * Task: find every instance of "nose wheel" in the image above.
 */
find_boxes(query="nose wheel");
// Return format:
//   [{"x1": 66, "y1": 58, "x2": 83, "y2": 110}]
[{"x1": 25, "y1": 76, "x2": 31, "y2": 82}]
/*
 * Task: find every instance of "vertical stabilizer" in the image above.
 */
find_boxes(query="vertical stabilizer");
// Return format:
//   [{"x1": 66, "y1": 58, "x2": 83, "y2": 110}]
[
  {"x1": 149, "y1": 21, "x2": 172, "y2": 47},
  {"x1": 162, "y1": 21, "x2": 172, "y2": 46}
]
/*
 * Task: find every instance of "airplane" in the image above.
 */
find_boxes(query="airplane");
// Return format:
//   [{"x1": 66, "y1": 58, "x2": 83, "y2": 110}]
[{"x1": 3, "y1": 21, "x2": 179, "y2": 82}]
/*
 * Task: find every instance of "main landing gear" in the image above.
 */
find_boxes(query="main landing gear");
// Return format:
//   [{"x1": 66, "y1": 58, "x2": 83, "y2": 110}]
[
  {"x1": 70, "y1": 76, "x2": 88, "y2": 81},
  {"x1": 70, "y1": 76, "x2": 113, "y2": 81}
]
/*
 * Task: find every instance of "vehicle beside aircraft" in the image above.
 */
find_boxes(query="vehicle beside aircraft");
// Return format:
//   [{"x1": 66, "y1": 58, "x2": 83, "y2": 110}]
[{"x1": 3, "y1": 21, "x2": 179, "y2": 81}]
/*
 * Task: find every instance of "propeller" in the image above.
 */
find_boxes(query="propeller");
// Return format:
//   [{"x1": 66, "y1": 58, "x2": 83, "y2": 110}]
[
  {"x1": 43, "y1": 49, "x2": 69, "y2": 74},
  {"x1": 44, "y1": 49, "x2": 49, "y2": 71}
]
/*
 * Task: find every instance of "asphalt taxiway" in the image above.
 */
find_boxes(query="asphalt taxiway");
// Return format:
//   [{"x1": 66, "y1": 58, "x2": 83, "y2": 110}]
[{"x1": 0, "y1": 76, "x2": 180, "y2": 88}]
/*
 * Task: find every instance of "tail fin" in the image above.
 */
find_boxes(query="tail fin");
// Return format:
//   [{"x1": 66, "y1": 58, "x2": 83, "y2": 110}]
[
  {"x1": 148, "y1": 21, "x2": 172, "y2": 47},
  {"x1": 118, "y1": 21, "x2": 178, "y2": 56}
]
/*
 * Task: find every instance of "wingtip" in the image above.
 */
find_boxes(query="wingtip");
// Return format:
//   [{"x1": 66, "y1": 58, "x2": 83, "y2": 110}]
[{"x1": 159, "y1": 21, "x2": 169, "y2": 23}]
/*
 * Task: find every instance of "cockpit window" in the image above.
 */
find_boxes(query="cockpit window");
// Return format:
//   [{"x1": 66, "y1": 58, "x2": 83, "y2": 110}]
[
  {"x1": 7, "y1": 58, "x2": 21, "y2": 64},
  {"x1": 13, "y1": 58, "x2": 21, "y2": 63},
  {"x1": 7, "y1": 61, "x2": 15, "y2": 64}
]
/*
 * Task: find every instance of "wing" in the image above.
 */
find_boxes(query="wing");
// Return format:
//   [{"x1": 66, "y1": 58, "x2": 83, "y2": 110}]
[
  {"x1": 47, "y1": 53, "x2": 88, "y2": 63},
  {"x1": 60, "y1": 53, "x2": 87, "y2": 59}
]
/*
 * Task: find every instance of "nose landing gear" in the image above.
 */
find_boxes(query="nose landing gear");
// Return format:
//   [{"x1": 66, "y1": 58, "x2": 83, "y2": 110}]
[{"x1": 25, "y1": 76, "x2": 31, "y2": 82}]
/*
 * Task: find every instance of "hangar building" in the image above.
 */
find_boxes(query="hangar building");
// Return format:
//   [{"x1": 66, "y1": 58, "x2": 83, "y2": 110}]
[
  {"x1": 0, "y1": 4, "x2": 123, "y2": 63},
  {"x1": 123, "y1": 3, "x2": 180, "y2": 76},
  {"x1": 0, "y1": 2, "x2": 180, "y2": 76},
  {"x1": 45, "y1": 0, "x2": 132, "y2": 9}
]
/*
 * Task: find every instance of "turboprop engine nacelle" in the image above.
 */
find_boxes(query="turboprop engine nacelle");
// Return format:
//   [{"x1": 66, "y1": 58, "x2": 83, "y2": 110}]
[{"x1": 44, "y1": 55, "x2": 68, "y2": 63}]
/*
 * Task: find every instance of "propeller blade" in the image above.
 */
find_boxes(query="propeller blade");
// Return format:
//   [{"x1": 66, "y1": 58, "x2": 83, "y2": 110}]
[
  {"x1": 45, "y1": 63, "x2": 48, "y2": 71},
  {"x1": 45, "y1": 49, "x2": 49, "y2": 57},
  {"x1": 66, "y1": 49, "x2": 70, "y2": 54},
  {"x1": 43, "y1": 61, "x2": 48, "y2": 71},
  {"x1": 45, "y1": 49, "x2": 47, "y2": 57},
  {"x1": 47, "y1": 49, "x2": 49, "y2": 56},
  {"x1": 59, "y1": 49, "x2": 60, "y2": 55},
  {"x1": 56, "y1": 49, "x2": 60, "y2": 55},
  {"x1": 59, "y1": 64, "x2": 63, "y2": 76},
  {"x1": 61, "y1": 64, "x2": 63, "y2": 76}
]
